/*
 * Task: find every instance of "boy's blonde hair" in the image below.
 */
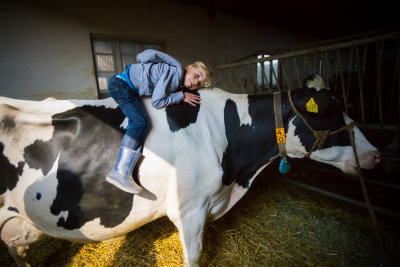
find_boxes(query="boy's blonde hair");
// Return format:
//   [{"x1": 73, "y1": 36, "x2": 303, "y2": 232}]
[{"x1": 190, "y1": 61, "x2": 213, "y2": 88}]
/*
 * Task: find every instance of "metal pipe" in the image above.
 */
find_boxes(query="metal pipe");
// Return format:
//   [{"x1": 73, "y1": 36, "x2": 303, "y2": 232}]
[{"x1": 216, "y1": 31, "x2": 400, "y2": 70}]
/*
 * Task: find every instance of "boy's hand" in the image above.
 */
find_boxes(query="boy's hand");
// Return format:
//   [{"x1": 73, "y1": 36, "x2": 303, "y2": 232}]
[{"x1": 183, "y1": 92, "x2": 201, "y2": 106}]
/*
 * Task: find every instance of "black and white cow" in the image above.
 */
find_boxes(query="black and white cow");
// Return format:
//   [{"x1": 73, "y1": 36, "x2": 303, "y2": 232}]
[{"x1": 0, "y1": 75, "x2": 380, "y2": 266}]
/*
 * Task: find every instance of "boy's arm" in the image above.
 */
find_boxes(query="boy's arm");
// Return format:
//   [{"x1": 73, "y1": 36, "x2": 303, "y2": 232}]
[{"x1": 151, "y1": 68, "x2": 184, "y2": 109}]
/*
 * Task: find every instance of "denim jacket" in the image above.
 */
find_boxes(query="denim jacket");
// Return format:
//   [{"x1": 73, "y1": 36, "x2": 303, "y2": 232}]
[{"x1": 123, "y1": 49, "x2": 185, "y2": 109}]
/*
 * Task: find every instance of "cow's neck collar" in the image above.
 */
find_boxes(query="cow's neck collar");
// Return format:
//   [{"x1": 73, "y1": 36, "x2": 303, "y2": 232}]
[
  {"x1": 273, "y1": 92, "x2": 286, "y2": 157},
  {"x1": 273, "y1": 92, "x2": 290, "y2": 174}
]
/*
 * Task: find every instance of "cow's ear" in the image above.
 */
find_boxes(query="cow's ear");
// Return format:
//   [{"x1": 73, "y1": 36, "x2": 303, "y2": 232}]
[{"x1": 293, "y1": 88, "x2": 339, "y2": 117}]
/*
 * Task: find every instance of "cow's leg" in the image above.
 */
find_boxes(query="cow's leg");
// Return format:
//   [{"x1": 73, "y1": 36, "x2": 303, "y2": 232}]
[
  {"x1": 168, "y1": 206, "x2": 207, "y2": 267},
  {"x1": 1, "y1": 217, "x2": 45, "y2": 267}
]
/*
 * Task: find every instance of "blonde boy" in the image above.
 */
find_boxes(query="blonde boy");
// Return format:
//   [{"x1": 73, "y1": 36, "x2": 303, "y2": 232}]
[{"x1": 106, "y1": 49, "x2": 212, "y2": 193}]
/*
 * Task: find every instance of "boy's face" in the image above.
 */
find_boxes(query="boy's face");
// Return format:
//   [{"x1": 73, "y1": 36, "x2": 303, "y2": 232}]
[{"x1": 184, "y1": 65, "x2": 206, "y2": 90}]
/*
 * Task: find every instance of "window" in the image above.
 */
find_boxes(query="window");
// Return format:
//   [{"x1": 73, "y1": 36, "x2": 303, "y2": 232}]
[
  {"x1": 90, "y1": 35, "x2": 165, "y2": 98},
  {"x1": 257, "y1": 54, "x2": 279, "y2": 88}
]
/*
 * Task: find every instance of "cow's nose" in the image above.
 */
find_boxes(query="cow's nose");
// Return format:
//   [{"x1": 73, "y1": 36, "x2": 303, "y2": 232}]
[{"x1": 373, "y1": 151, "x2": 381, "y2": 165}]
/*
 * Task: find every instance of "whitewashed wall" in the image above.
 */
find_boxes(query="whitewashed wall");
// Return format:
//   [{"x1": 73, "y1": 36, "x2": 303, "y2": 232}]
[{"x1": 0, "y1": 0, "x2": 315, "y2": 100}]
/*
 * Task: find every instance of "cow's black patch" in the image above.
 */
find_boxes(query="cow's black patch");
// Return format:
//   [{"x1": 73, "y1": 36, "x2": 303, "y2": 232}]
[
  {"x1": 219, "y1": 88, "x2": 353, "y2": 189},
  {"x1": 0, "y1": 143, "x2": 25, "y2": 194},
  {"x1": 292, "y1": 115, "x2": 351, "y2": 151},
  {"x1": 8, "y1": 207, "x2": 19, "y2": 213},
  {"x1": 24, "y1": 105, "x2": 134, "y2": 230},
  {"x1": 221, "y1": 95, "x2": 292, "y2": 188},
  {"x1": 165, "y1": 90, "x2": 200, "y2": 132},
  {"x1": 290, "y1": 89, "x2": 351, "y2": 151},
  {"x1": 1, "y1": 116, "x2": 16, "y2": 129},
  {"x1": 17, "y1": 162, "x2": 24, "y2": 175},
  {"x1": 51, "y1": 169, "x2": 85, "y2": 229},
  {"x1": 292, "y1": 88, "x2": 339, "y2": 117},
  {"x1": 57, "y1": 217, "x2": 65, "y2": 226},
  {"x1": 36, "y1": 193, "x2": 41, "y2": 200},
  {"x1": 24, "y1": 139, "x2": 59, "y2": 176}
]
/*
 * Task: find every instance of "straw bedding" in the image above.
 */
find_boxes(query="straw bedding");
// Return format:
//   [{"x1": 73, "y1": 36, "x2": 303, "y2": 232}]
[{"x1": 1, "y1": 178, "x2": 398, "y2": 266}]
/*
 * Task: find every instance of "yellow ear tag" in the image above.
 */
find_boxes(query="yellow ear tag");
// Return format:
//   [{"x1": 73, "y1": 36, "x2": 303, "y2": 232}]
[
  {"x1": 275, "y1": 128, "x2": 286, "y2": 144},
  {"x1": 306, "y1": 98, "x2": 318, "y2": 113}
]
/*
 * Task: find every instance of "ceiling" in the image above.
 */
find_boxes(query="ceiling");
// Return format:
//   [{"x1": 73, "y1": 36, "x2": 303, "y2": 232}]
[{"x1": 173, "y1": 0, "x2": 400, "y2": 39}]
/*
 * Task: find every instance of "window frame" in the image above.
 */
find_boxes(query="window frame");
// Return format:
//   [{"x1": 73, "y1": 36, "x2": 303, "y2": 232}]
[
  {"x1": 257, "y1": 54, "x2": 279, "y2": 90},
  {"x1": 90, "y1": 34, "x2": 166, "y2": 98}
]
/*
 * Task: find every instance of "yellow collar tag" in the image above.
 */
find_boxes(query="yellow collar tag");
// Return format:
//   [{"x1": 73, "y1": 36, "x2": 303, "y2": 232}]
[
  {"x1": 275, "y1": 128, "x2": 286, "y2": 144},
  {"x1": 306, "y1": 98, "x2": 318, "y2": 113}
]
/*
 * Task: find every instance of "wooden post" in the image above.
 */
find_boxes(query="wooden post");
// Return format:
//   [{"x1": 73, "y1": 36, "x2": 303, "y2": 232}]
[
  {"x1": 232, "y1": 66, "x2": 246, "y2": 93},
  {"x1": 262, "y1": 60, "x2": 272, "y2": 94},
  {"x1": 245, "y1": 63, "x2": 263, "y2": 94},
  {"x1": 281, "y1": 60, "x2": 291, "y2": 91},
  {"x1": 346, "y1": 46, "x2": 354, "y2": 102},
  {"x1": 375, "y1": 42, "x2": 384, "y2": 128},
  {"x1": 305, "y1": 54, "x2": 312, "y2": 76},
  {"x1": 355, "y1": 45, "x2": 367, "y2": 125},
  {"x1": 314, "y1": 52, "x2": 317, "y2": 74},
  {"x1": 294, "y1": 57, "x2": 302, "y2": 88},
  {"x1": 271, "y1": 60, "x2": 280, "y2": 91},
  {"x1": 337, "y1": 50, "x2": 348, "y2": 114}
]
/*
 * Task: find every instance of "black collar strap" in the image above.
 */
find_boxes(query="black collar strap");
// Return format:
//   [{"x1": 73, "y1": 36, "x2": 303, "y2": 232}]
[{"x1": 273, "y1": 92, "x2": 287, "y2": 157}]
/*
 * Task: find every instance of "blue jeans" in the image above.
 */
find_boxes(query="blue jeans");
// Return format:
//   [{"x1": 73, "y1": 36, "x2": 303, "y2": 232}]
[{"x1": 108, "y1": 76, "x2": 149, "y2": 151}]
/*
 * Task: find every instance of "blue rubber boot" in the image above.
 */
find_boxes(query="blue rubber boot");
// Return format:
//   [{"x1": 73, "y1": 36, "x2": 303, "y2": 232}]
[{"x1": 106, "y1": 146, "x2": 143, "y2": 194}]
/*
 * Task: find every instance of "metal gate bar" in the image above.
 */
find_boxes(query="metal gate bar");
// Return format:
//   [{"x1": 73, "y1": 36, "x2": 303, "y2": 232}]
[{"x1": 215, "y1": 31, "x2": 400, "y2": 136}]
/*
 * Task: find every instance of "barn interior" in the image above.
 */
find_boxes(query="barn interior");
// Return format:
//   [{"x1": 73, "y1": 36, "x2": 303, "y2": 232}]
[{"x1": 1, "y1": 0, "x2": 400, "y2": 265}]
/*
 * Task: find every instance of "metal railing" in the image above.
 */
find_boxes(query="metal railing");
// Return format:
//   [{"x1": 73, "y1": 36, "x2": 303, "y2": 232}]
[
  {"x1": 215, "y1": 31, "x2": 400, "y2": 224},
  {"x1": 215, "y1": 30, "x2": 400, "y2": 151}
]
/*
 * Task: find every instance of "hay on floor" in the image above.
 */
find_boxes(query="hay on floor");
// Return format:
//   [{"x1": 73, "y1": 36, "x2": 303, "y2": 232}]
[{"x1": 3, "y1": 178, "x2": 399, "y2": 266}]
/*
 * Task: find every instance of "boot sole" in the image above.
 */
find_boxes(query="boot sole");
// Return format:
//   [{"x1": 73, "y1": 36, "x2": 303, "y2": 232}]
[{"x1": 106, "y1": 177, "x2": 143, "y2": 194}]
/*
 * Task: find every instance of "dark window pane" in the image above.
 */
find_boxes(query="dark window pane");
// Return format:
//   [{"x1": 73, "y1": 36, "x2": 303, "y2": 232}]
[{"x1": 120, "y1": 42, "x2": 141, "y2": 55}]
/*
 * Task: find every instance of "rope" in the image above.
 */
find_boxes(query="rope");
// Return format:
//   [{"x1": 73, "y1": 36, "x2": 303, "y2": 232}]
[
  {"x1": 288, "y1": 90, "x2": 354, "y2": 157},
  {"x1": 286, "y1": 88, "x2": 390, "y2": 261},
  {"x1": 349, "y1": 129, "x2": 388, "y2": 259}
]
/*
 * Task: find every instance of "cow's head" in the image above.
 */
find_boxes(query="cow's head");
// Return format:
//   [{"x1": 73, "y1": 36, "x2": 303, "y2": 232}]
[{"x1": 285, "y1": 75, "x2": 380, "y2": 174}]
